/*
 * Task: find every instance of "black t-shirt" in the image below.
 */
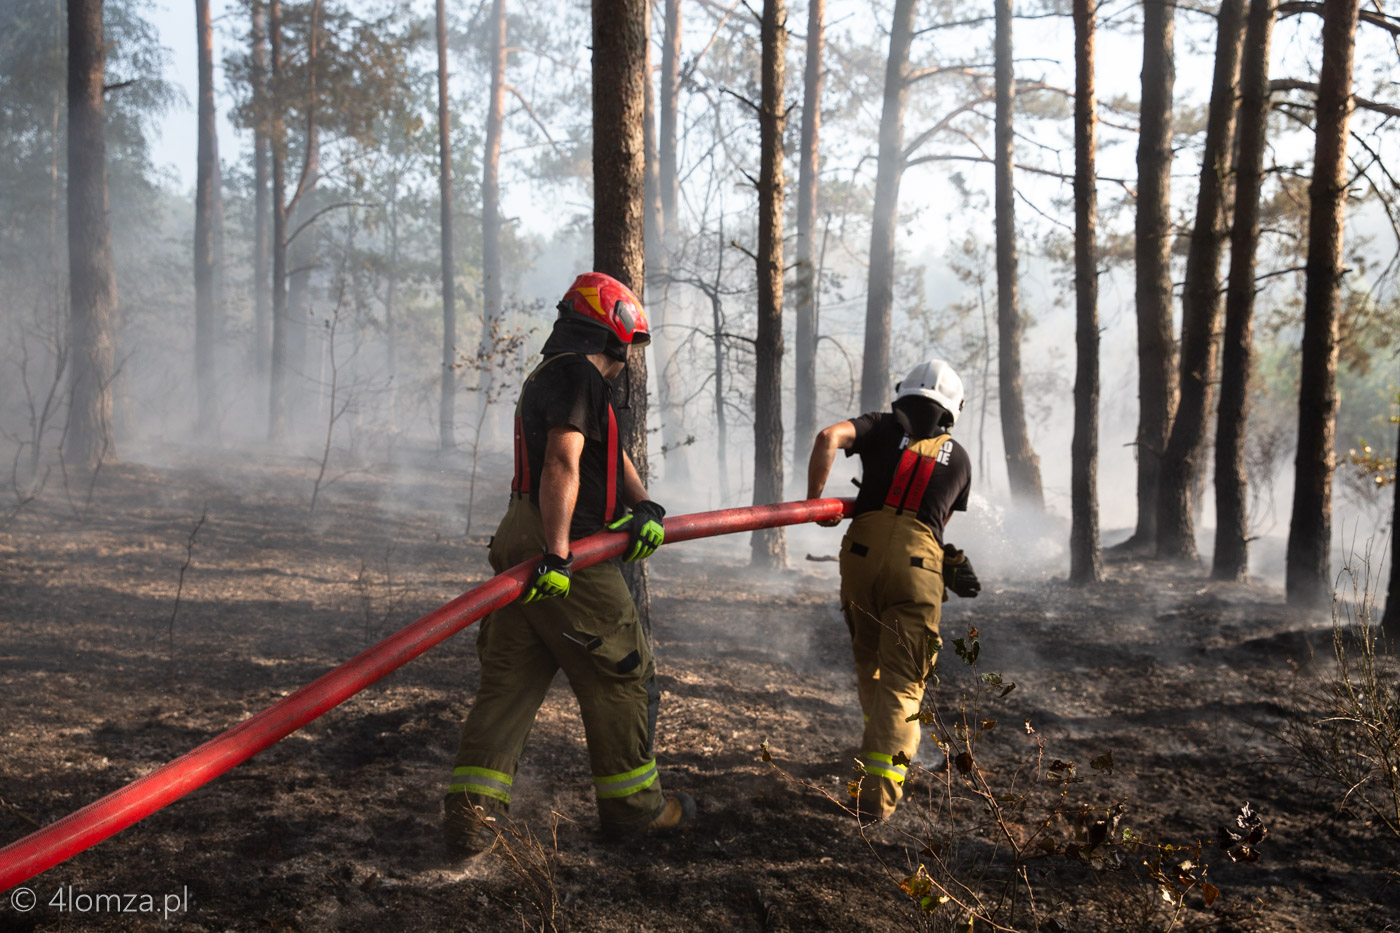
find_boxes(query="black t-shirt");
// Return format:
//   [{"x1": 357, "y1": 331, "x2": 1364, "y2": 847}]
[
  {"x1": 516, "y1": 353, "x2": 626, "y2": 540},
  {"x1": 847, "y1": 411, "x2": 972, "y2": 545}
]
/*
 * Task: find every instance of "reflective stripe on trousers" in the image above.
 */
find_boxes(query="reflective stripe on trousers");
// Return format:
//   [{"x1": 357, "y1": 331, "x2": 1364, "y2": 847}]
[
  {"x1": 593, "y1": 759, "x2": 659, "y2": 800},
  {"x1": 449, "y1": 765, "x2": 513, "y2": 804}
]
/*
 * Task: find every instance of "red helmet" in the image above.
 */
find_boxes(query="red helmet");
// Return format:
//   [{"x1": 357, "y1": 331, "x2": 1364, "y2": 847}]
[{"x1": 558, "y1": 272, "x2": 650, "y2": 346}]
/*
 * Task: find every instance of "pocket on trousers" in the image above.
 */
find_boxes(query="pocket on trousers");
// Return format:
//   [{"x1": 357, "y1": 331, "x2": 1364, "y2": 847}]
[{"x1": 567, "y1": 615, "x2": 650, "y2": 690}]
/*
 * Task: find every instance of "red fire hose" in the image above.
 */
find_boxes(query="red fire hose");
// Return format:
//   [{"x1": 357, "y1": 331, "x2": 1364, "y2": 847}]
[{"x1": 0, "y1": 497, "x2": 852, "y2": 889}]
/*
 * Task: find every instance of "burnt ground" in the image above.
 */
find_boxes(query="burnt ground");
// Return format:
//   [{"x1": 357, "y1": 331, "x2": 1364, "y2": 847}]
[{"x1": 0, "y1": 451, "x2": 1397, "y2": 932}]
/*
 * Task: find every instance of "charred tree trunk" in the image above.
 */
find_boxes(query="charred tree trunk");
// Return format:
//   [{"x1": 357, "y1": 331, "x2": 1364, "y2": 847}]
[
  {"x1": 479, "y1": 0, "x2": 506, "y2": 427},
  {"x1": 995, "y1": 0, "x2": 1044, "y2": 510},
  {"x1": 751, "y1": 0, "x2": 788, "y2": 569},
  {"x1": 195, "y1": 0, "x2": 220, "y2": 434},
  {"x1": 592, "y1": 0, "x2": 651, "y2": 623},
  {"x1": 1286, "y1": 0, "x2": 1359, "y2": 607},
  {"x1": 1212, "y1": 0, "x2": 1276, "y2": 582},
  {"x1": 268, "y1": 0, "x2": 288, "y2": 440},
  {"x1": 252, "y1": 0, "x2": 270, "y2": 378},
  {"x1": 438, "y1": 0, "x2": 458, "y2": 450},
  {"x1": 1070, "y1": 0, "x2": 1102, "y2": 584},
  {"x1": 792, "y1": 0, "x2": 823, "y2": 483},
  {"x1": 1156, "y1": 0, "x2": 1244, "y2": 561},
  {"x1": 66, "y1": 0, "x2": 119, "y2": 470},
  {"x1": 860, "y1": 0, "x2": 916, "y2": 414},
  {"x1": 1126, "y1": 0, "x2": 1177, "y2": 550}
]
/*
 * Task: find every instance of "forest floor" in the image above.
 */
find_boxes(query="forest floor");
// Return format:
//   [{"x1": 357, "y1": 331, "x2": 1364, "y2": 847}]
[{"x1": 0, "y1": 450, "x2": 1397, "y2": 933}]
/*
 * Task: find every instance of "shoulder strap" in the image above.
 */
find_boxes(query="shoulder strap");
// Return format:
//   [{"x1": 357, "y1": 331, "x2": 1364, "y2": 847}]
[
  {"x1": 605, "y1": 403, "x2": 618, "y2": 523},
  {"x1": 883, "y1": 434, "x2": 952, "y2": 514},
  {"x1": 511, "y1": 354, "x2": 566, "y2": 496}
]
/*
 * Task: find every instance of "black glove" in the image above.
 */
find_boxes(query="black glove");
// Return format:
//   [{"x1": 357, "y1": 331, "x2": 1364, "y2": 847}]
[
  {"x1": 943, "y1": 544, "x2": 981, "y2": 598},
  {"x1": 523, "y1": 551, "x2": 573, "y2": 603},
  {"x1": 608, "y1": 499, "x2": 666, "y2": 562}
]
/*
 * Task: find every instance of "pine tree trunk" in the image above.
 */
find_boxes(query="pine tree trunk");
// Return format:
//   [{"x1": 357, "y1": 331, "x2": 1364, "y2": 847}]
[
  {"x1": 479, "y1": 0, "x2": 505, "y2": 432},
  {"x1": 195, "y1": 0, "x2": 219, "y2": 434},
  {"x1": 66, "y1": 0, "x2": 119, "y2": 471},
  {"x1": 860, "y1": 0, "x2": 916, "y2": 414},
  {"x1": 654, "y1": 0, "x2": 690, "y2": 486},
  {"x1": 751, "y1": 0, "x2": 788, "y2": 569},
  {"x1": 1382, "y1": 412, "x2": 1398, "y2": 642},
  {"x1": 792, "y1": 0, "x2": 823, "y2": 484},
  {"x1": 268, "y1": 0, "x2": 288, "y2": 441},
  {"x1": 252, "y1": 0, "x2": 270, "y2": 378},
  {"x1": 438, "y1": 0, "x2": 458, "y2": 450},
  {"x1": 1285, "y1": 0, "x2": 1359, "y2": 607},
  {"x1": 1212, "y1": 0, "x2": 1276, "y2": 582},
  {"x1": 1156, "y1": 0, "x2": 1245, "y2": 560},
  {"x1": 1070, "y1": 0, "x2": 1102, "y2": 584},
  {"x1": 1127, "y1": 0, "x2": 1177, "y2": 550},
  {"x1": 995, "y1": 0, "x2": 1044, "y2": 510},
  {"x1": 285, "y1": 149, "x2": 317, "y2": 431},
  {"x1": 592, "y1": 0, "x2": 651, "y2": 622},
  {"x1": 288, "y1": 0, "x2": 322, "y2": 432}
]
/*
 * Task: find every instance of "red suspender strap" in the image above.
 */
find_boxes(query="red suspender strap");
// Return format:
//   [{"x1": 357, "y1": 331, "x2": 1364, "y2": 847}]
[
  {"x1": 884, "y1": 449, "x2": 921, "y2": 510},
  {"x1": 904, "y1": 455, "x2": 937, "y2": 508},
  {"x1": 605, "y1": 403, "x2": 619, "y2": 523},
  {"x1": 512, "y1": 416, "x2": 529, "y2": 495}
]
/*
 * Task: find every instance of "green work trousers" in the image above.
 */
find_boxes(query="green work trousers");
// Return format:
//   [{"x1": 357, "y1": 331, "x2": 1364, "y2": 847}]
[
  {"x1": 449, "y1": 497, "x2": 664, "y2": 832},
  {"x1": 838, "y1": 507, "x2": 944, "y2": 819}
]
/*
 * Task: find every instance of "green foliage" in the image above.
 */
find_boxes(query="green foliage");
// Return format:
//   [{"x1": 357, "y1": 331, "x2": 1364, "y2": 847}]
[{"x1": 0, "y1": 0, "x2": 178, "y2": 278}]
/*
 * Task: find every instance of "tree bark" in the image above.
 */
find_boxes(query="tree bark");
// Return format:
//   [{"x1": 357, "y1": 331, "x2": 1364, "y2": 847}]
[
  {"x1": 438, "y1": 0, "x2": 459, "y2": 450},
  {"x1": 1070, "y1": 0, "x2": 1102, "y2": 584},
  {"x1": 195, "y1": 0, "x2": 220, "y2": 434},
  {"x1": 751, "y1": 0, "x2": 788, "y2": 569},
  {"x1": 268, "y1": 0, "x2": 288, "y2": 441},
  {"x1": 1126, "y1": 0, "x2": 1177, "y2": 549},
  {"x1": 1213, "y1": 0, "x2": 1276, "y2": 582},
  {"x1": 994, "y1": 0, "x2": 1044, "y2": 510},
  {"x1": 268, "y1": 0, "x2": 322, "y2": 441},
  {"x1": 1383, "y1": 413, "x2": 1399, "y2": 642},
  {"x1": 252, "y1": 0, "x2": 271, "y2": 378},
  {"x1": 478, "y1": 0, "x2": 506, "y2": 434},
  {"x1": 1156, "y1": 0, "x2": 1245, "y2": 560},
  {"x1": 592, "y1": 0, "x2": 651, "y2": 622},
  {"x1": 792, "y1": 0, "x2": 823, "y2": 483},
  {"x1": 1285, "y1": 0, "x2": 1359, "y2": 607},
  {"x1": 66, "y1": 0, "x2": 119, "y2": 470},
  {"x1": 643, "y1": 0, "x2": 689, "y2": 484},
  {"x1": 860, "y1": 0, "x2": 916, "y2": 414}
]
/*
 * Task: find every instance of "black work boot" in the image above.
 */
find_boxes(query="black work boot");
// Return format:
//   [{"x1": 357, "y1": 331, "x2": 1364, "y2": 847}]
[{"x1": 443, "y1": 792, "x2": 499, "y2": 862}]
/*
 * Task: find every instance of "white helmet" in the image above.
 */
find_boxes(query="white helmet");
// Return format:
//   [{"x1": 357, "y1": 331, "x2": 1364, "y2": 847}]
[{"x1": 894, "y1": 359, "x2": 965, "y2": 426}]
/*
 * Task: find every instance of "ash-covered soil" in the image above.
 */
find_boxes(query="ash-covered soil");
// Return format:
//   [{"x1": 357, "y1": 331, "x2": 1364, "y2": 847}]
[{"x1": 1, "y1": 451, "x2": 1396, "y2": 932}]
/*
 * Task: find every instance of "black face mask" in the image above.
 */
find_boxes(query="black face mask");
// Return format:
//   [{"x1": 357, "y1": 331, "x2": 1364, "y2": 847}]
[
  {"x1": 541, "y1": 316, "x2": 614, "y2": 357},
  {"x1": 892, "y1": 395, "x2": 953, "y2": 440}
]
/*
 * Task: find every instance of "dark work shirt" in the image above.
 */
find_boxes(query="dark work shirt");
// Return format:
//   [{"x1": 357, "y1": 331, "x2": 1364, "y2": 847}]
[
  {"x1": 846, "y1": 411, "x2": 972, "y2": 545},
  {"x1": 517, "y1": 353, "x2": 626, "y2": 540}
]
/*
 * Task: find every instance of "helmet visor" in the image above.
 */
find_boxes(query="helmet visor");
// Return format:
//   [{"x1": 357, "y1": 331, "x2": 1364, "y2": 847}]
[{"x1": 614, "y1": 299, "x2": 649, "y2": 345}]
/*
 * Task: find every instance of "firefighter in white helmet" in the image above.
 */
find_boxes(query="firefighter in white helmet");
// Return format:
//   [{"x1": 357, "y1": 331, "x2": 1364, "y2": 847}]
[{"x1": 806, "y1": 359, "x2": 981, "y2": 820}]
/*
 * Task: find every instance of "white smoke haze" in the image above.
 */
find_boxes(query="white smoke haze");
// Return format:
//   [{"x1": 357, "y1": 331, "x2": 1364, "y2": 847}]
[{"x1": 1, "y1": 0, "x2": 1394, "y2": 605}]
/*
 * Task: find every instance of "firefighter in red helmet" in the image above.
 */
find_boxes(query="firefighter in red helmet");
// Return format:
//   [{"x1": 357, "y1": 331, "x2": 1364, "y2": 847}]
[{"x1": 443, "y1": 272, "x2": 694, "y2": 860}]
